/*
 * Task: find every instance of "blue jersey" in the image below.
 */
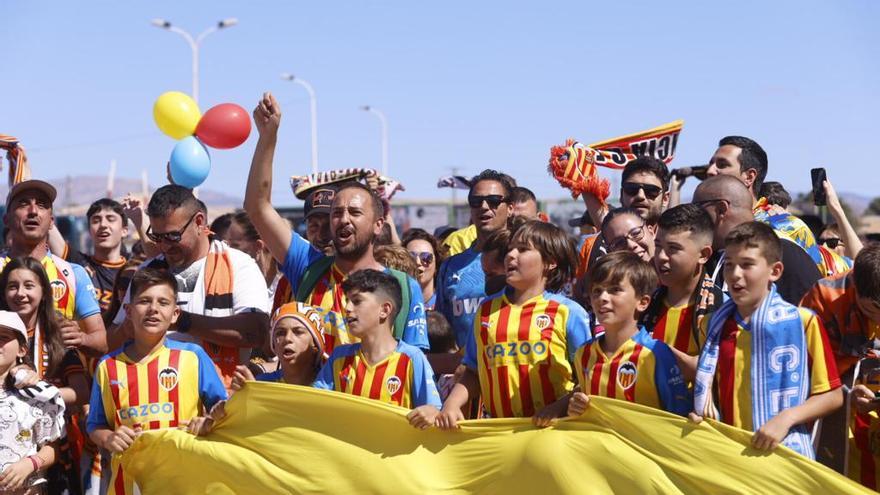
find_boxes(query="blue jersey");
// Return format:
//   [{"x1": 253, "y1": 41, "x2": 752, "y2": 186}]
[
  {"x1": 314, "y1": 341, "x2": 442, "y2": 408},
  {"x1": 436, "y1": 246, "x2": 486, "y2": 348},
  {"x1": 281, "y1": 232, "x2": 428, "y2": 351},
  {"x1": 256, "y1": 369, "x2": 284, "y2": 383},
  {"x1": 71, "y1": 262, "x2": 101, "y2": 319}
]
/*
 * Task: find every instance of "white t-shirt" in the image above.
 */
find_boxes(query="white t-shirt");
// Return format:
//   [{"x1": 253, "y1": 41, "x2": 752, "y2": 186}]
[
  {"x1": 0, "y1": 383, "x2": 65, "y2": 489},
  {"x1": 113, "y1": 246, "x2": 270, "y2": 346}
]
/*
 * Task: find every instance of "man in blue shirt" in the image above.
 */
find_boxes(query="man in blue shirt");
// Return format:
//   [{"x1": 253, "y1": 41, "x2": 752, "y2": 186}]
[
  {"x1": 243, "y1": 92, "x2": 428, "y2": 352},
  {"x1": 436, "y1": 170, "x2": 513, "y2": 348}
]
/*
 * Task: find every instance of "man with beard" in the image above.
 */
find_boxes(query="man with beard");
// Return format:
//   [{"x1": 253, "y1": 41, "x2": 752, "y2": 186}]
[
  {"x1": 1, "y1": 179, "x2": 107, "y2": 357},
  {"x1": 435, "y1": 169, "x2": 513, "y2": 348},
  {"x1": 111, "y1": 185, "x2": 270, "y2": 389},
  {"x1": 244, "y1": 92, "x2": 428, "y2": 353}
]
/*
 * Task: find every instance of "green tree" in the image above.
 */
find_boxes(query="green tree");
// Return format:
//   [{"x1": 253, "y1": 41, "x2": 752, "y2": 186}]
[{"x1": 867, "y1": 197, "x2": 880, "y2": 216}]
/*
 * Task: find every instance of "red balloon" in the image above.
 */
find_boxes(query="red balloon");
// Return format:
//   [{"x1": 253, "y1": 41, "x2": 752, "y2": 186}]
[{"x1": 195, "y1": 103, "x2": 252, "y2": 149}]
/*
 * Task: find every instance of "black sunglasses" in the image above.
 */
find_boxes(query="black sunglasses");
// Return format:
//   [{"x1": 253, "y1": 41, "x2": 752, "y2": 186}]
[
  {"x1": 819, "y1": 237, "x2": 842, "y2": 249},
  {"x1": 146, "y1": 211, "x2": 199, "y2": 244},
  {"x1": 468, "y1": 194, "x2": 508, "y2": 209},
  {"x1": 409, "y1": 251, "x2": 435, "y2": 266},
  {"x1": 621, "y1": 182, "x2": 663, "y2": 200}
]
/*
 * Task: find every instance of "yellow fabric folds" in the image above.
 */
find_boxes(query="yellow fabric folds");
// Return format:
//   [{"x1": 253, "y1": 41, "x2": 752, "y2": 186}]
[{"x1": 121, "y1": 382, "x2": 869, "y2": 494}]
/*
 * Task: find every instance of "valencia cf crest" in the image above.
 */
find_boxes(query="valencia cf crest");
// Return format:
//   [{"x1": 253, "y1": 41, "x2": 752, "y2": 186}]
[
  {"x1": 50, "y1": 279, "x2": 67, "y2": 302},
  {"x1": 534, "y1": 314, "x2": 552, "y2": 330},
  {"x1": 617, "y1": 362, "x2": 638, "y2": 390},
  {"x1": 158, "y1": 367, "x2": 179, "y2": 392},
  {"x1": 386, "y1": 376, "x2": 402, "y2": 395}
]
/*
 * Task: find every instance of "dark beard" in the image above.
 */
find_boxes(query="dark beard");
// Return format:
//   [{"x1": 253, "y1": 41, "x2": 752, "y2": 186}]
[{"x1": 334, "y1": 235, "x2": 372, "y2": 260}]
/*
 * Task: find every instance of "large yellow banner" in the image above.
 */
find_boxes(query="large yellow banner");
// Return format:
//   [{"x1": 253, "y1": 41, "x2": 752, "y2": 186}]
[{"x1": 121, "y1": 382, "x2": 870, "y2": 494}]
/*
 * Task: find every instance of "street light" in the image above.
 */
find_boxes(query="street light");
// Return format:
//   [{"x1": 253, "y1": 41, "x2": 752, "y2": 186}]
[
  {"x1": 281, "y1": 73, "x2": 318, "y2": 174},
  {"x1": 360, "y1": 105, "x2": 388, "y2": 176},
  {"x1": 150, "y1": 17, "x2": 238, "y2": 105}
]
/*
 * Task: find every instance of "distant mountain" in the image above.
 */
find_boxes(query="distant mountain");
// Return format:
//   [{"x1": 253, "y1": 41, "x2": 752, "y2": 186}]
[
  {"x1": 837, "y1": 192, "x2": 874, "y2": 216},
  {"x1": 0, "y1": 175, "x2": 243, "y2": 211}
]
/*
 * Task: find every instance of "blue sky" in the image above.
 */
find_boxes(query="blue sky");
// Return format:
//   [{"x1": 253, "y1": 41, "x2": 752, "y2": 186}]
[{"x1": 4, "y1": 1, "x2": 879, "y2": 206}]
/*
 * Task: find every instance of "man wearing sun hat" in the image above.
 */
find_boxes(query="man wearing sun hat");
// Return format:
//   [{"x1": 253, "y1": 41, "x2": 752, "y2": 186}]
[{"x1": 1, "y1": 179, "x2": 107, "y2": 357}]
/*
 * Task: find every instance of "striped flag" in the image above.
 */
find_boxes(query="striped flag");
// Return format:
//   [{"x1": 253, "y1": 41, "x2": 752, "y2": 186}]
[{"x1": 548, "y1": 120, "x2": 683, "y2": 205}]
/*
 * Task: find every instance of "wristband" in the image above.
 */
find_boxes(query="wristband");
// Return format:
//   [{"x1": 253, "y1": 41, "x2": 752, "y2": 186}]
[
  {"x1": 28, "y1": 455, "x2": 43, "y2": 472},
  {"x1": 177, "y1": 311, "x2": 192, "y2": 333}
]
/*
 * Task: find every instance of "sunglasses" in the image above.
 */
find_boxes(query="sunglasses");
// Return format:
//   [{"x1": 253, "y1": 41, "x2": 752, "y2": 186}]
[
  {"x1": 819, "y1": 237, "x2": 842, "y2": 249},
  {"x1": 607, "y1": 224, "x2": 646, "y2": 252},
  {"x1": 146, "y1": 211, "x2": 198, "y2": 244},
  {"x1": 409, "y1": 251, "x2": 435, "y2": 266},
  {"x1": 621, "y1": 182, "x2": 663, "y2": 200},
  {"x1": 468, "y1": 194, "x2": 508, "y2": 209}
]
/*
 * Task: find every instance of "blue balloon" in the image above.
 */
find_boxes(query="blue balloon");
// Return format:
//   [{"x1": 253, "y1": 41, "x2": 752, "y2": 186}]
[{"x1": 169, "y1": 136, "x2": 211, "y2": 188}]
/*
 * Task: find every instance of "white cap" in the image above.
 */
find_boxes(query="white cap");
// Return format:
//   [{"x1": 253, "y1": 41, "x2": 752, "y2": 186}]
[{"x1": 0, "y1": 310, "x2": 27, "y2": 342}]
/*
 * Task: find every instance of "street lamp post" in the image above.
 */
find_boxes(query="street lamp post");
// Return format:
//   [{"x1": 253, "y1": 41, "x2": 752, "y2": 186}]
[
  {"x1": 150, "y1": 18, "x2": 238, "y2": 105},
  {"x1": 281, "y1": 73, "x2": 318, "y2": 174},
  {"x1": 361, "y1": 105, "x2": 388, "y2": 176}
]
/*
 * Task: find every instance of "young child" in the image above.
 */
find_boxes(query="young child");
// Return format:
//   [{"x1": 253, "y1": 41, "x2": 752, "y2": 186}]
[
  {"x1": 230, "y1": 302, "x2": 327, "y2": 390},
  {"x1": 567, "y1": 251, "x2": 689, "y2": 418},
  {"x1": 692, "y1": 222, "x2": 843, "y2": 459},
  {"x1": 87, "y1": 268, "x2": 227, "y2": 494},
  {"x1": 641, "y1": 204, "x2": 714, "y2": 357},
  {"x1": 425, "y1": 311, "x2": 459, "y2": 402},
  {"x1": 438, "y1": 221, "x2": 591, "y2": 428},
  {"x1": 313, "y1": 269, "x2": 442, "y2": 429},
  {"x1": 0, "y1": 310, "x2": 65, "y2": 495}
]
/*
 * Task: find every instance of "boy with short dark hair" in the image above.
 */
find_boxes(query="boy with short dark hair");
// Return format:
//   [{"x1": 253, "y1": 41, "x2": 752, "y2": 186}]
[
  {"x1": 693, "y1": 222, "x2": 842, "y2": 459},
  {"x1": 87, "y1": 268, "x2": 227, "y2": 494},
  {"x1": 313, "y1": 269, "x2": 441, "y2": 429},
  {"x1": 641, "y1": 204, "x2": 714, "y2": 357},
  {"x1": 568, "y1": 251, "x2": 689, "y2": 418}
]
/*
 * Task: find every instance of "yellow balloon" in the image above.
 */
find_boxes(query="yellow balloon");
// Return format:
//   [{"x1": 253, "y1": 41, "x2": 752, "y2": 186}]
[{"x1": 153, "y1": 91, "x2": 202, "y2": 139}]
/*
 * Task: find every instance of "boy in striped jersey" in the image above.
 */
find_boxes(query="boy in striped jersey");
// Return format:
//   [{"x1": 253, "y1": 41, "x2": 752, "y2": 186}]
[
  {"x1": 640, "y1": 204, "x2": 715, "y2": 358},
  {"x1": 313, "y1": 270, "x2": 442, "y2": 429},
  {"x1": 87, "y1": 268, "x2": 227, "y2": 495},
  {"x1": 568, "y1": 251, "x2": 690, "y2": 417},
  {"x1": 438, "y1": 221, "x2": 592, "y2": 428},
  {"x1": 691, "y1": 222, "x2": 842, "y2": 458}
]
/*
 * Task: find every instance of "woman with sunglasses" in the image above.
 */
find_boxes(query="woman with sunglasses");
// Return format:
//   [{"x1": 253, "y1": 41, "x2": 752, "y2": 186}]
[{"x1": 401, "y1": 229, "x2": 446, "y2": 311}]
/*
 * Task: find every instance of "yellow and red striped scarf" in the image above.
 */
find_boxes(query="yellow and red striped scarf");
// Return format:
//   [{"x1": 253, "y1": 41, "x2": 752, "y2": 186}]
[
  {"x1": 0, "y1": 134, "x2": 30, "y2": 186},
  {"x1": 548, "y1": 120, "x2": 683, "y2": 206}
]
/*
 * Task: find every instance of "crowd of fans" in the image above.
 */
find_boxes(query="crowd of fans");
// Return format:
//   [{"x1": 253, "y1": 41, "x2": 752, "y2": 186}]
[{"x1": 1, "y1": 90, "x2": 879, "y2": 494}]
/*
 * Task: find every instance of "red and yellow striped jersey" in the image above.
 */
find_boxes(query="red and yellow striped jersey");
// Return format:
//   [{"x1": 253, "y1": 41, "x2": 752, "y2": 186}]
[
  {"x1": 651, "y1": 302, "x2": 701, "y2": 356},
  {"x1": 86, "y1": 340, "x2": 227, "y2": 495},
  {"x1": 700, "y1": 308, "x2": 841, "y2": 430},
  {"x1": 574, "y1": 328, "x2": 690, "y2": 415},
  {"x1": 314, "y1": 341, "x2": 441, "y2": 409},
  {"x1": 462, "y1": 291, "x2": 592, "y2": 418},
  {"x1": 800, "y1": 272, "x2": 880, "y2": 375}
]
